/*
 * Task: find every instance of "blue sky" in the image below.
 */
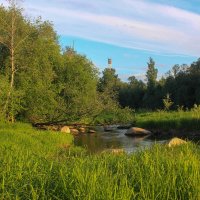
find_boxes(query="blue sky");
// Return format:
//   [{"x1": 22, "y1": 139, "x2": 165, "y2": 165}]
[{"x1": 1, "y1": 0, "x2": 200, "y2": 80}]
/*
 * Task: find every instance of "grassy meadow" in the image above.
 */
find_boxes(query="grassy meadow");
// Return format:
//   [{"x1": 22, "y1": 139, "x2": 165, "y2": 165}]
[
  {"x1": 0, "y1": 122, "x2": 200, "y2": 199},
  {"x1": 135, "y1": 108, "x2": 200, "y2": 131}
]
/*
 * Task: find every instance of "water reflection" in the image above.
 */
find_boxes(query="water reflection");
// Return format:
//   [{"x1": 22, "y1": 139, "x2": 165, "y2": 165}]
[{"x1": 74, "y1": 128, "x2": 166, "y2": 153}]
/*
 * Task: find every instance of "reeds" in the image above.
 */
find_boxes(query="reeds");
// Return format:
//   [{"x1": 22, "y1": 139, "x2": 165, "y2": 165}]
[{"x1": 136, "y1": 110, "x2": 200, "y2": 131}]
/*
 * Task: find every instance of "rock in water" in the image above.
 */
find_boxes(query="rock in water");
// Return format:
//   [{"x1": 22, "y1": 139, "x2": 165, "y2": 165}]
[
  {"x1": 104, "y1": 125, "x2": 118, "y2": 132},
  {"x1": 117, "y1": 124, "x2": 132, "y2": 129},
  {"x1": 60, "y1": 126, "x2": 71, "y2": 134},
  {"x1": 111, "y1": 149, "x2": 125, "y2": 154},
  {"x1": 79, "y1": 127, "x2": 86, "y2": 133},
  {"x1": 70, "y1": 129, "x2": 79, "y2": 135},
  {"x1": 88, "y1": 129, "x2": 96, "y2": 133},
  {"x1": 125, "y1": 127, "x2": 151, "y2": 136},
  {"x1": 102, "y1": 148, "x2": 125, "y2": 154},
  {"x1": 167, "y1": 137, "x2": 187, "y2": 147}
]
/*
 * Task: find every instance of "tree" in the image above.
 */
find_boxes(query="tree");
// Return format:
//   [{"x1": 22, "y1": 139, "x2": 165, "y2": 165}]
[
  {"x1": 189, "y1": 59, "x2": 200, "y2": 75},
  {"x1": 16, "y1": 20, "x2": 63, "y2": 123},
  {"x1": 0, "y1": 0, "x2": 32, "y2": 122},
  {"x1": 143, "y1": 58, "x2": 158, "y2": 109},
  {"x1": 60, "y1": 48, "x2": 99, "y2": 121},
  {"x1": 98, "y1": 68, "x2": 121, "y2": 99},
  {"x1": 0, "y1": 2, "x2": 66, "y2": 123},
  {"x1": 146, "y1": 57, "x2": 158, "y2": 90},
  {"x1": 119, "y1": 75, "x2": 145, "y2": 109},
  {"x1": 128, "y1": 75, "x2": 138, "y2": 86}
]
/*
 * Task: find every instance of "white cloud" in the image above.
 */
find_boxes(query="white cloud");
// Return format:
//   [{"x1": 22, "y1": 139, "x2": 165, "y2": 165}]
[{"x1": 1, "y1": 0, "x2": 200, "y2": 56}]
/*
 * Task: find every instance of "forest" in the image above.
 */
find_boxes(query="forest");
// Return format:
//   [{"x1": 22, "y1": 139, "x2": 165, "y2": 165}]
[{"x1": 0, "y1": 1, "x2": 200, "y2": 126}]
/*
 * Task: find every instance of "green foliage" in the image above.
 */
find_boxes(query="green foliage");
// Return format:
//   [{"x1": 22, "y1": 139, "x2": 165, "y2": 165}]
[
  {"x1": 146, "y1": 57, "x2": 158, "y2": 90},
  {"x1": 142, "y1": 58, "x2": 161, "y2": 109},
  {"x1": 15, "y1": 19, "x2": 63, "y2": 123},
  {"x1": 96, "y1": 68, "x2": 131, "y2": 124},
  {"x1": 0, "y1": 76, "x2": 9, "y2": 120},
  {"x1": 0, "y1": 3, "x2": 101, "y2": 124},
  {"x1": 98, "y1": 68, "x2": 121, "y2": 95},
  {"x1": 0, "y1": 124, "x2": 199, "y2": 199},
  {"x1": 191, "y1": 104, "x2": 200, "y2": 119},
  {"x1": 2, "y1": 0, "x2": 200, "y2": 124},
  {"x1": 98, "y1": 68, "x2": 122, "y2": 108},
  {"x1": 119, "y1": 77, "x2": 146, "y2": 109},
  {"x1": 0, "y1": 1, "x2": 34, "y2": 121},
  {"x1": 94, "y1": 107, "x2": 135, "y2": 125},
  {"x1": 60, "y1": 48, "x2": 99, "y2": 121},
  {"x1": 119, "y1": 57, "x2": 200, "y2": 111},
  {"x1": 163, "y1": 93, "x2": 173, "y2": 111}
]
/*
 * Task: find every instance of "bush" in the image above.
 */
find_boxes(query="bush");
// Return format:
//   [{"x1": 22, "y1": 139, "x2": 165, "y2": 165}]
[{"x1": 93, "y1": 107, "x2": 135, "y2": 125}]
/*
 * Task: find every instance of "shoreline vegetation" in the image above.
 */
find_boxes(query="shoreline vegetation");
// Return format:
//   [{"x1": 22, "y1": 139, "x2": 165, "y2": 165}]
[
  {"x1": 135, "y1": 108, "x2": 200, "y2": 140},
  {"x1": 0, "y1": 122, "x2": 199, "y2": 199},
  {"x1": 32, "y1": 107, "x2": 200, "y2": 140},
  {"x1": 136, "y1": 108, "x2": 200, "y2": 131}
]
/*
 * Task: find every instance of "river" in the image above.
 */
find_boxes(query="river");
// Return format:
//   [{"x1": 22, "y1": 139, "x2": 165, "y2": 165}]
[{"x1": 74, "y1": 127, "x2": 167, "y2": 153}]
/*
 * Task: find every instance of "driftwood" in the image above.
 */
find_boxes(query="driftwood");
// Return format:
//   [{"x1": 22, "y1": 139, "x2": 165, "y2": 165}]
[
  {"x1": 33, "y1": 119, "x2": 83, "y2": 127},
  {"x1": 32, "y1": 119, "x2": 97, "y2": 131}
]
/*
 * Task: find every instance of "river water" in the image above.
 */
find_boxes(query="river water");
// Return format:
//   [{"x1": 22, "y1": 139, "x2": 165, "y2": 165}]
[{"x1": 74, "y1": 127, "x2": 167, "y2": 153}]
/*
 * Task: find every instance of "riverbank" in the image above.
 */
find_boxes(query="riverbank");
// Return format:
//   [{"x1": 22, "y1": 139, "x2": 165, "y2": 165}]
[
  {"x1": 0, "y1": 122, "x2": 74, "y2": 157},
  {"x1": 0, "y1": 122, "x2": 199, "y2": 199},
  {"x1": 135, "y1": 110, "x2": 200, "y2": 139}
]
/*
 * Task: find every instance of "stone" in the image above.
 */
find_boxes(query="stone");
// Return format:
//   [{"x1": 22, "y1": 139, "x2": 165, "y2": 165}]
[
  {"x1": 167, "y1": 137, "x2": 187, "y2": 147},
  {"x1": 60, "y1": 126, "x2": 70, "y2": 134},
  {"x1": 102, "y1": 148, "x2": 125, "y2": 155},
  {"x1": 117, "y1": 124, "x2": 132, "y2": 129},
  {"x1": 70, "y1": 128, "x2": 79, "y2": 135},
  {"x1": 79, "y1": 127, "x2": 86, "y2": 133},
  {"x1": 51, "y1": 126, "x2": 58, "y2": 131},
  {"x1": 111, "y1": 149, "x2": 125, "y2": 154},
  {"x1": 88, "y1": 129, "x2": 96, "y2": 133},
  {"x1": 125, "y1": 127, "x2": 151, "y2": 136},
  {"x1": 104, "y1": 125, "x2": 118, "y2": 132}
]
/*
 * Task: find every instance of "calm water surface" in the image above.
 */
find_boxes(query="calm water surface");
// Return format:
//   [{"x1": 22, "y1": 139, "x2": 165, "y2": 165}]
[{"x1": 74, "y1": 127, "x2": 167, "y2": 153}]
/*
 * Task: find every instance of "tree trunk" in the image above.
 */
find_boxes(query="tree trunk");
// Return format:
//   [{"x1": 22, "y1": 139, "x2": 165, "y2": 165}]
[{"x1": 3, "y1": 7, "x2": 16, "y2": 122}]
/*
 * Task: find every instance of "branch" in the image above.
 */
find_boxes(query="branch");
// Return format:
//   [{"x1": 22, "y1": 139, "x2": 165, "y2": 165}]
[
  {"x1": 15, "y1": 31, "x2": 32, "y2": 50},
  {"x1": 33, "y1": 119, "x2": 71, "y2": 127},
  {"x1": 0, "y1": 39, "x2": 8, "y2": 47},
  {"x1": 0, "y1": 18, "x2": 11, "y2": 37}
]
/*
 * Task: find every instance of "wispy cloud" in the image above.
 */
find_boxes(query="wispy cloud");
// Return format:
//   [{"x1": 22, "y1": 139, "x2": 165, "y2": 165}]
[{"x1": 1, "y1": 0, "x2": 200, "y2": 57}]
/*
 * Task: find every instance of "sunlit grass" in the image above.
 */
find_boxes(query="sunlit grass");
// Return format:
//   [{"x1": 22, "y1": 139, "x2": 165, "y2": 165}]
[
  {"x1": 0, "y1": 122, "x2": 73, "y2": 157},
  {"x1": 135, "y1": 110, "x2": 200, "y2": 131},
  {"x1": 0, "y1": 123, "x2": 199, "y2": 199}
]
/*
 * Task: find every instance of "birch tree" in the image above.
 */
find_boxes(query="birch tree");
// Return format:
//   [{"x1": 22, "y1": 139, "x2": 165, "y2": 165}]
[{"x1": 0, "y1": 0, "x2": 31, "y2": 122}]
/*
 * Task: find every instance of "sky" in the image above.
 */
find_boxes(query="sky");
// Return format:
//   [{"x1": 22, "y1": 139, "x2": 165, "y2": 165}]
[{"x1": 1, "y1": 0, "x2": 200, "y2": 81}]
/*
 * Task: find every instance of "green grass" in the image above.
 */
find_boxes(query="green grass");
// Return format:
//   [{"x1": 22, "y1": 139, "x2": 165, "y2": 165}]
[
  {"x1": 135, "y1": 110, "x2": 200, "y2": 131},
  {"x1": 58, "y1": 144, "x2": 200, "y2": 200},
  {"x1": 0, "y1": 122, "x2": 73, "y2": 157},
  {"x1": 0, "y1": 123, "x2": 200, "y2": 199}
]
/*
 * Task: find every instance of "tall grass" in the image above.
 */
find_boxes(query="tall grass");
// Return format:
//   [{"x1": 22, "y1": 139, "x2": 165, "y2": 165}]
[
  {"x1": 135, "y1": 110, "x2": 200, "y2": 131},
  {"x1": 0, "y1": 122, "x2": 73, "y2": 157},
  {"x1": 0, "y1": 123, "x2": 199, "y2": 199}
]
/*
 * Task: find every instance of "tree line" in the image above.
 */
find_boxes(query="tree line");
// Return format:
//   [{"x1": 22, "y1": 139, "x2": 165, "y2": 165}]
[
  {"x1": 118, "y1": 58, "x2": 200, "y2": 110},
  {"x1": 0, "y1": 1, "x2": 200, "y2": 124}
]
